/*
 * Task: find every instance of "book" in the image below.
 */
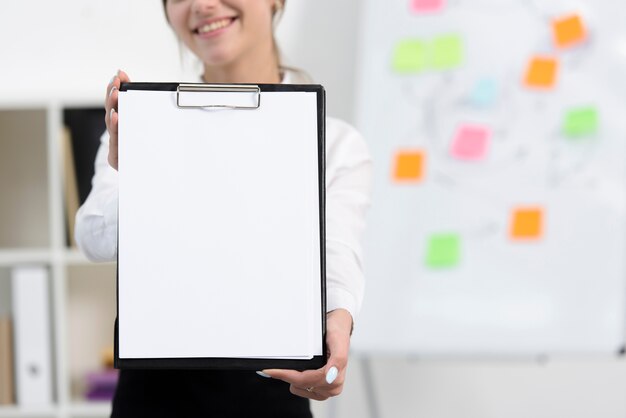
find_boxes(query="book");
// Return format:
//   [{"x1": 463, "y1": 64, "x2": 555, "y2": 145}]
[
  {"x1": 62, "y1": 126, "x2": 80, "y2": 248},
  {"x1": 0, "y1": 316, "x2": 15, "y2": 405},
  {"x1": 12, "y1": 266, "x2": 53, "y2": 406},
  {"x1": 84, "y1": 370, "x2": 118, "y2": 401},
  {"x1": 63, "y1": 108, "x2": 106, "y2": 206}
]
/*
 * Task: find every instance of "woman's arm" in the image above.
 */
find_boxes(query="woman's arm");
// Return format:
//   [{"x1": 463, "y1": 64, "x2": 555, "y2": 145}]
[
  {"x1": 74, "y1": 134, "x2": 119, "y2": 261},
  {"x1": 74, "y1": 71, "x2": 130, "y2": 261}
]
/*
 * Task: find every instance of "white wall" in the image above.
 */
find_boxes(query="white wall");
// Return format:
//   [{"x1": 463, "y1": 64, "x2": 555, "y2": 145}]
[
  {"x1": 0, "y1": 0, "x2": 361, "y2": 121},
  {"x1": 3, "y1": 1, "x2": 626, "y2": 417}
]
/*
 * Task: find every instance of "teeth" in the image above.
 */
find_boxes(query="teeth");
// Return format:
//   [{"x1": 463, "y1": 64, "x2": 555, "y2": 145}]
[{"x1": 198, "y1": 19, "x2": 231, "y2": 34}]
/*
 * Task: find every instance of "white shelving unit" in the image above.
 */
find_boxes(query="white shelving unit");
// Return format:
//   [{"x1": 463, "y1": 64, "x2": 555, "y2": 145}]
[{"x1": 0, "y1": 103, "x2": 117, "y2": 418}]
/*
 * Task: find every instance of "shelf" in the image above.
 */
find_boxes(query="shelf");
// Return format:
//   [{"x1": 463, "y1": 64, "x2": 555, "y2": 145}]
[
  {"x1": 0, "y1": 406, "x2": 58, "y2": 418},
  {"x1": 67, "y1": 402, "x2": 111, "y2": 418},
  {"x1": 61, "y1": 250, "x2": 91, "y2": 266},
  {"x1": 0, "y1": 402, "x2": 111, "y2": 418},
  {"x1": 0, "y1": 101, "x2": 116, "y2": 418},
  {"x1": 0, "y1": 250, "x2": 52, "y2": 267}
]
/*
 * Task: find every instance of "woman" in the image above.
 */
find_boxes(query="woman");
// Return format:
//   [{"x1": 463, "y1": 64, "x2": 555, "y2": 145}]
[{"x1": 75, "y1": 0, "x2": 372, "y2": 416}]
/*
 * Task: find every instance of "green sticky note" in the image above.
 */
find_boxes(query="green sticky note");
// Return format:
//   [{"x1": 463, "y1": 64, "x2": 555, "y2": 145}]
[
  {"x1": 563, "y1": 107, "x2": 598, "y2": 137},
  {"x1": 431, "y1": 34, "x2": 463, "y2": 70},
  {"x1": 425, "y1": 234, "x2": 460, "y2": 268},
  {"x1": 393, "y1": 39, "x2": 428, "y2": 73}
]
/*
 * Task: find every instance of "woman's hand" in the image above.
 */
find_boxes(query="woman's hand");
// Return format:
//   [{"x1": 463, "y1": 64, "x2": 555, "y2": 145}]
[
  {"x1": 262, "y1": 309, "x2": 353, "y2": 401},
  {"x1": 105, "y1": 70, "x2": 131, "y2": 171}
]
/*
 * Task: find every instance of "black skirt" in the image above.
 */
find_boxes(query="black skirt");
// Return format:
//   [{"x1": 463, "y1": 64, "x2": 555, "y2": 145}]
[{"x1": 111, "y1": 369, "x2": 312, "y2": 418}]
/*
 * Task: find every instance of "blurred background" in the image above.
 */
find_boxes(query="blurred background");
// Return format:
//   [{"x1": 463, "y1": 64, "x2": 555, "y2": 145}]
[{"x1": 2, "y1": 0, "x2": 626, "y2": 417}]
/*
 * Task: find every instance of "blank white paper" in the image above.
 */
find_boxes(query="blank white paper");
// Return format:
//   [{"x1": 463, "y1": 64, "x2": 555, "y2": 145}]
[{"x1": 118, "y1": 88, "x2": 323, "y2": 359}]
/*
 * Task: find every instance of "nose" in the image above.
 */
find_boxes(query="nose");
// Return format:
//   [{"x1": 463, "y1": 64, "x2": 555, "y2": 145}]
[{"x1": 191, "y1": 0, "x2": 219, "y2": 15}]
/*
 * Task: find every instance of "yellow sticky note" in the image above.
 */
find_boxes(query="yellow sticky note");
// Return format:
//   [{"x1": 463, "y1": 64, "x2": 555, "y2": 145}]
[
  {"x1": 431, "y1": 34, "x2": 463, "y2": 70},
  {"x1": 393, "y1": 150, "x2": 425, "y2": 182},
  {"x1": 524, "y1": 56, "x2": 558, "y2": 89},
  {"x1": 510, "y1": 208, "x2": 543, "y2": 240},
  {"x1": 553, "y1": 14, "x2": 586, "y2": 49},
  {"x1": 393, "y1": 40, "x2": 428, "y2": 73}
]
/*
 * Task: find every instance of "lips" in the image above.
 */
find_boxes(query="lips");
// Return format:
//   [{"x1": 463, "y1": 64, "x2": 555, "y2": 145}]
[{"x1": 194, "y1": 17, "x2": 236, "y2": 36}]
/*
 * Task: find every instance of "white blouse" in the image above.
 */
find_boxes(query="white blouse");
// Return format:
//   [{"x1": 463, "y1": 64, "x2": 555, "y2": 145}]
[{"x1": 75, "y1": 74, "x2": 372, "y2": 321}]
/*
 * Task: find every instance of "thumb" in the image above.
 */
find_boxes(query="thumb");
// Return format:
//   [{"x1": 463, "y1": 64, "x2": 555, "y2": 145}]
[
  {"x1": 117, "y1": 69, "x2": 131, "y2": 83},
  {"x1": 324, "y1": 330, "x2": 349, "y2": 384}
]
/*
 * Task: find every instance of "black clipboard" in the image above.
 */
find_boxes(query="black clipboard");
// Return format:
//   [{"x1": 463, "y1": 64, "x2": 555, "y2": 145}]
[{"x1": 114, "y1": 82, "x2": 326, "y2": 371}]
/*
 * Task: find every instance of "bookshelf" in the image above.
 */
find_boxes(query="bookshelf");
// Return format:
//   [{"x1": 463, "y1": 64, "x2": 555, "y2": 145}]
[{"x1": 0, "y1": 103, "x2": 116, "y2": 418}]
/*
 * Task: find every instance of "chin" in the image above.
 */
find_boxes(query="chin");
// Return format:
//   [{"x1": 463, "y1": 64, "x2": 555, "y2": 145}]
[{"x1": 198, "y1": 50, "x2": 237, "y2": 68}]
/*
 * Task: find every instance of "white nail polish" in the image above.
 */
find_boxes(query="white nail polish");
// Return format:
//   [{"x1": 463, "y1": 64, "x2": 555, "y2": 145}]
[
  {"x1": 256, "y1": 371, "x2": 271, "y2": 378},
  {"x1": 110, "y1": 108, "x2": 116, "y2": 120},
  {"x1": 326, "y1": 366, "x2": 338, "y2": 384},
  {"x1": 109, "y1": 86, "x2": 117, "y2": 98}
]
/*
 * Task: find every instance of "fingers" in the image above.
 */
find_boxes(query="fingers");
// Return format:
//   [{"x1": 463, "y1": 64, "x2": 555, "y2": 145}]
[
  {"x1": 262, "y1": 363, "x2": 346, "y2": 400},
  {"x1": 262, "y1": 310, "x2": 354, "y2": 400},
  {"x1": 104, "y1": 70, "x2": 130, "y2": 171},
  {"x1": 262, "y1": 368, "x2": 325, "y2": 388}
]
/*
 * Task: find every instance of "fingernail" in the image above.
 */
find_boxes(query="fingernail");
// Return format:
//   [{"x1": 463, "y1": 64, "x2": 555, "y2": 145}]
[
  {"x1": 110, "y1": 108, "x2": 116, "y2": 120},
  {"x1": 325, "y1": 366, "x2": 338, "y2": 384},
  {"x1": 256, "y1": 371, "x2": 271, "y2": 378},
  {"x1": 109, "y1": 86, "x2": 117, "y2": 98}
]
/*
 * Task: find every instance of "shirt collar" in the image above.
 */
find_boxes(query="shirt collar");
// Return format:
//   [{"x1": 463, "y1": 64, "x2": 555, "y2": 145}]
[{"x1": 196, "y1": 69, "x2": 291, "y2": 84}]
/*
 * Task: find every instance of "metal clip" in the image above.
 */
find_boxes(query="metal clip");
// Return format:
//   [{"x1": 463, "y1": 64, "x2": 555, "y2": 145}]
[{"x1": 176, "y1": 84, "x2": 261, "y2": 109}]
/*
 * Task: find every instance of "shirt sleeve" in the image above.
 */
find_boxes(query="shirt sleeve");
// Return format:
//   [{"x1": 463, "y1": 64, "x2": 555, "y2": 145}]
[
  {"x1": 325, "y1": 118, "x2": 373, "y2": 322},
  {"x1": 74, "y1": 132, "x2": 119, "y2": 262}
]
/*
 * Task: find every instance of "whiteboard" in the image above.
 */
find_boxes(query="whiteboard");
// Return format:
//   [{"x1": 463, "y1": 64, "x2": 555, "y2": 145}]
[{"x1": 352, "y1": 0, "x2": 626, "y2": 356}]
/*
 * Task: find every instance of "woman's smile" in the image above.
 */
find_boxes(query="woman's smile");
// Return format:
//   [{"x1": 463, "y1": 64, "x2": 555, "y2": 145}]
[{"x1": 193, "y1": 16, "x2": 238, "y2": 39}]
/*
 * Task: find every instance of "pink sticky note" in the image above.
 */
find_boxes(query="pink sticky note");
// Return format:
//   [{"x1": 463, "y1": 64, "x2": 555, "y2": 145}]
[
  {"x1": 450, "y1": 125, "x2": 490, "y2": 160},
  {"x1": 411, "y1": 0, "x2": 445, "y2": 13}
]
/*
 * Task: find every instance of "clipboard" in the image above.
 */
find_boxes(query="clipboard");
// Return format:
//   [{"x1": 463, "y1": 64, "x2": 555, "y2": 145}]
[{"x1": 114, "y1": 82, "x2": 326, "y2": 371}]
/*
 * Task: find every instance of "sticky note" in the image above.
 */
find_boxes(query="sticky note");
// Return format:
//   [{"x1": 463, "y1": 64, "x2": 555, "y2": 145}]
[
  {"x1": 393, "y1": 40, "x2": 428, "y2": 73},
  {"x1": 510, "y1": 208, "x2": 543, "y2": 240},
  {"x1": 393, "y1": 150, "x2": 425, "y2": 182},
  {"x1": 411, "y1": 0, "x2": 445, "y2": 13},
  {"x1": 553, "y1": 14, "x2": 586, "y2": 48},
  {"x1": 431, "y1": 34, "x2": 463, "y2": 70},
  {"x1": 563, "y1": 107, "x2": 598, "y2": 137},
  {"x1": 426, "y1": 234, "x2": 460, "y2": 268},
  {"x1": 524, "y1": 56, "x2": 558, "y2": 89},
  {"x1": 470, "y1": 78, "x2": 497, "y2": 107},
  {"x1": 450, "y1": 125, "x2": 490, "y2": 160}
]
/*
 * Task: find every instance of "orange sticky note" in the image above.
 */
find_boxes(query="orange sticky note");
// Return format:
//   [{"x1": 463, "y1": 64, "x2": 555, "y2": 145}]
[
  {"x1": 553, "y1": 14, "x2": 586, "y2": 48},
  {"x1": 393, "y1": 150, "x2": 425, "y2": 182},
  {"x1": 510, "y1": 208, "x2": 543, "y2": 240},
  {"x1": 524, "y1": 56, "x2": 558, "y2": 89}
]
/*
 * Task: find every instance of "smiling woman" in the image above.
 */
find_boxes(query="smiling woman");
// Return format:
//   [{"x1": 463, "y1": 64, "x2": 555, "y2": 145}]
[
  {"x1": 165, "y1": 0, "x2": 283, "y2": 83},
  {"x1": 74, "y1": 0, "x2": 372, "y2": 417}
]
